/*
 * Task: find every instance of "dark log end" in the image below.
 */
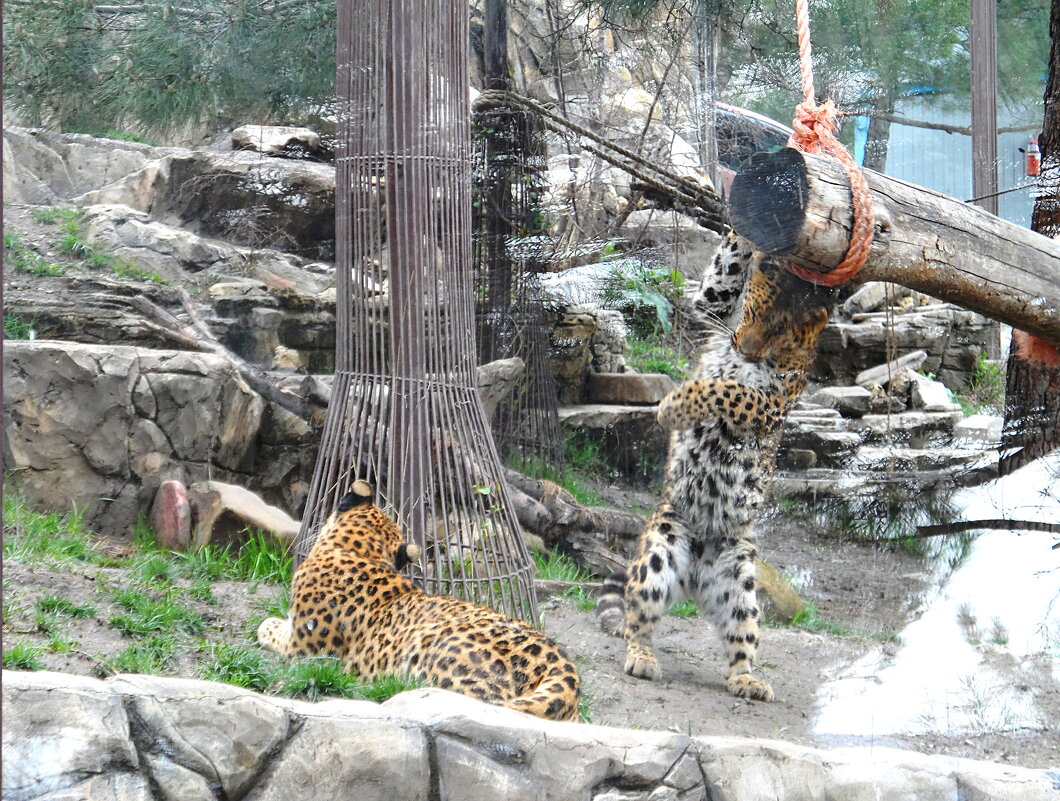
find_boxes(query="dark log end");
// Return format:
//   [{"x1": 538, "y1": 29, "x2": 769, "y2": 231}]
[{"x1": 729, "y1": 148, "x2": 809, "y2": 254}]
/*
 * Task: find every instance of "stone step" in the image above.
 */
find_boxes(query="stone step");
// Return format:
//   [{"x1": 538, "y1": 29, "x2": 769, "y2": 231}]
[{"x1": 586, "y1": 372, "x2": 677, "y2": 405}]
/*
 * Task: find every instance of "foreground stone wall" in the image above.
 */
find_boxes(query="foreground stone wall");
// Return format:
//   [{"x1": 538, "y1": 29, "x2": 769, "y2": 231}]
[{"x1": 3, "y1": 671, "x2": 1053, "y2": 801}]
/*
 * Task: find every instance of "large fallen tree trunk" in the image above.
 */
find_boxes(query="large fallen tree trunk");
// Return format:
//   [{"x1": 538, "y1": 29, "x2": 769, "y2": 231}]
[{"x1": 728, "y1": 148, "x2": 1060, "y2": 349}]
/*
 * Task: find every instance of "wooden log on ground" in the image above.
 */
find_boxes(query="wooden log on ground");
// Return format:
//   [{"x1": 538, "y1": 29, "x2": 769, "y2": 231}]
[{"x1": 729, "y1": 148, "x2": 1060, "y2": 349}]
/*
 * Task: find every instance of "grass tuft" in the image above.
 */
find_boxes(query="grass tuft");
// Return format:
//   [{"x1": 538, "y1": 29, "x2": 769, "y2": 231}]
[
  {"x1": 667, "y1": 598, "x2": 699, "y2": 618},
  {"x1": 108, "y1": 586, "x2": 205, "y2": 636},
  {"x1": 270, "y1": 657, "x2": 364, "y2": 702},
  {"x1": 3, "y1": 494, "x2": 102, "y2": 566},
  {"x1": 103, "y1": 634, "x2": 178, "y2": 675},
  {"x1": 562, "y1": 586, "x2": 598, "y2": 611},
  {"x1": 3, "y1": 640, "x2": 47, "y2": 670},
  {"x1": 533, "y1": 550, "x2": 594, "y2": 583}
]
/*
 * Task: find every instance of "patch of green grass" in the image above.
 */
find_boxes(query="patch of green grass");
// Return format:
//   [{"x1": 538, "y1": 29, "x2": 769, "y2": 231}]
[
  {"x1": 103, "y1": 633, "x2": 178, "y2": 675},
  {"x1": 32, "y1": 207, "x2": 81, "y2": 226},
  {"x1": 108, "y1": 586, "x2": 205, "y2": 637},
  {"x1": 505, "y1": 453, "x2": 602, "y2": 507},
  {"x1": 4, "y1": 230, "x2": 70, "y2": 277},
  {"x1": 198, "y1": 643, "x2": 274, "y2": 691},
  {"x1": 564, "y1": 432, "x2": 605, "y2": 476},
  {"x1": 35, "y1": 595, "x2": 98, "y2": 619},
  {"x1": 578, "y1": 688, "x2": 595, "y2": 723},
  {"x1": 230, "y1": 529, "x2": 293, "y2": 585},
  {"x1": 4, "y1": 314, "x2": 36, "y2": 339},
  {"x1": 175, "y1": 544, "x2": 237, "y2": 583},
  {"x1": 667, "y1": 598, "x2": 699, "y2": 618},
  {"x1": 270, "y1": 657, "x2": 364, "y2": 702},
  {"x1": 3, "y1": 640, "x2": 46, "y2": 670},
  {"x1": 625, "y1": 336, "x2": 689, "y2": 380},
  {"x1": 2, "y1": 494, "x2": 100, "y2": 566},
  {"x1": 788, "y1": 604, "x2": 849, "y2": 637},
  {"x1": 533, "y1": 549, "x2": 594, "y2": 583},
  {"x1": 128, "y1": 551, "x2": 180, "y2": 587},
  {"x1": 112, "y1": 263, "x2": 165, "y2": 283},
  {"x1": 955, "y1": 352, "x2": 1005, "y2": 415},
  {"x1": 58, "y1": 232, "x2": 94, "y2": 260},
  {"x1": 562, "y1": 586, "x2": 598, "y2": 611},
  {"x1": 354, "y1": 673, "x2": 426, "y2": 703}
]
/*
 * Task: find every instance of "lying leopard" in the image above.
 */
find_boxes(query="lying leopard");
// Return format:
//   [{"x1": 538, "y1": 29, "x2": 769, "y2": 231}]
[
  {"x1": 597, "y1": 233, "x2": 835, "y2": 702},
  {"x1": 258, "y1": 481, "x2": 580, "y2": 721}
]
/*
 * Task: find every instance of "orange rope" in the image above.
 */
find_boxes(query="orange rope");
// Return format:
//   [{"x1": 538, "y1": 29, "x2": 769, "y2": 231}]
[{"x1": 785, "y1": 0, "x2": 874, "y2": 287}]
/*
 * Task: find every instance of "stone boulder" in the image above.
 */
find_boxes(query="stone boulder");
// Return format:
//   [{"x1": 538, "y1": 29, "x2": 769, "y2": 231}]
[
  {"x1": 75, "y1": 149, "x2": 336, "y2": 260},
  {"x1": 231, "y1": 125, "x2": 323, "y2": 159},
  {"x1": 2, "y1": 127, "x2": 176, "y2": 205},
  {"x1": 477, "y1": 357, "x2": 526, "y2": 421},
  {"x1": 4, "y1": 671, "x2": 1055, "y2": 801},
  {"x1": 188, "y1": 480, "x2": 300, "y2": 548}
]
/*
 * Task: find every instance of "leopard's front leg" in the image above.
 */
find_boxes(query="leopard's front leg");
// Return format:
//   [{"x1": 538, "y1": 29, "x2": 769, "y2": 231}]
[
  {"x1": 701, "y1": 535, "x2": 774, "y2": 702},
  {"x1": 622, "y1": 527, "x2": 682, "y2": 681},
  {"x1": 657, "y1": 379, "x2": 780, "y2": 433}
]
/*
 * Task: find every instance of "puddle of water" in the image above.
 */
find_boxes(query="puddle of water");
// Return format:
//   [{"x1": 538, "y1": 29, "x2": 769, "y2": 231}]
[{"x1": 814, "y1": 454, "x2": 1060, "y2": 739}]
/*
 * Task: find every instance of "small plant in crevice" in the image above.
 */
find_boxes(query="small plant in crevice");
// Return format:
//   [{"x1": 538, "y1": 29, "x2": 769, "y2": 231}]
[
  {"x1": 4, "y1": 230, "x2": 70, "y2": 277},
  {"x1": 4, "y1": 314, "x2": 37, "y2": 340}
]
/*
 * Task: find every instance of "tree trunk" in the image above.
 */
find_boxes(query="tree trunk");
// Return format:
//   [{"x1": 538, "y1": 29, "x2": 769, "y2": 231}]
[{"x1": 728, "y1": 147, "x2": 1060, "y2": 348}]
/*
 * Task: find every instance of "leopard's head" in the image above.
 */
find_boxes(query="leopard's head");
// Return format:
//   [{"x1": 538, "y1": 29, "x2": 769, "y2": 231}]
[
  {"x1": 730, "y1": 259, "x2": 834, "y2": 370},
  {"x1": 325, "y1": 480, "x2": 421, "y2": 570}
]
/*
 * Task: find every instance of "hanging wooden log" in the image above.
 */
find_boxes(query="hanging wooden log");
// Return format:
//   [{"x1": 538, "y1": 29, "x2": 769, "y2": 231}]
[{"x1": 728, "y1": 147, "x2": 1060, "y2": 349}]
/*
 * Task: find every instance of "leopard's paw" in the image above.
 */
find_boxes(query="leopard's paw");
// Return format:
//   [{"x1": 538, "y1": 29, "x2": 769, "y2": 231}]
[
  {"x1": 726, "y1": 672, "x2": 774, "y2": 702},
  {"x1": 625, "y1": 644, "x2": 661, "y2": 680},
  {"x1": 257, "y1": 616, "x2": 292, "y2": 653}
]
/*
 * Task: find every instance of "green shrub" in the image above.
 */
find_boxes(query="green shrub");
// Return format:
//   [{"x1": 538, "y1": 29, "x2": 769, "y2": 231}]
[{"x1": 601, "y1": 261, "x2": 685, "y2": 337}]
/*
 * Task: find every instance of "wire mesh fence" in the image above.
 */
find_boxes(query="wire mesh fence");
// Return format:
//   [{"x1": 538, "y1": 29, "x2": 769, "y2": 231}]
[
  {"x1": 293, "y1": 0, "x2": 538, "y2": 622},
  {"x1": 472, "y1": 94, "x2": 566, "y2": 468}
]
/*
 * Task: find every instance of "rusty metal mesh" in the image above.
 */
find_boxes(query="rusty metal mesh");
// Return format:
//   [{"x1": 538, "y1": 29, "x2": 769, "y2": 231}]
[
  {"x1": 294, "y1": 0, "x2": 538, "y2": 621},
  {"x1": 472, "y1": 97, "x2": 565, "y2": 467}
]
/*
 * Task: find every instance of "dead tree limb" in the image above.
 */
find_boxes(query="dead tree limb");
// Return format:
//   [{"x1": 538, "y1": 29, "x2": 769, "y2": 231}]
[
  {"x1": 729, "y1": 148, "x2": 1060, "y2": 349},
  {"x1": 915, "y1": 519, "x2": 1060, "y2": 537}
]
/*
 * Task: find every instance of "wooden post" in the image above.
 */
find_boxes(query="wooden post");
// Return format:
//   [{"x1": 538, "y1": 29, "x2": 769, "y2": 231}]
[
  {"x1": 728, "y1": 147, "x2": 1060, "y2": 349},
  {"x1": 970, "y1": 0, "x2": 999, "y2": 214}
]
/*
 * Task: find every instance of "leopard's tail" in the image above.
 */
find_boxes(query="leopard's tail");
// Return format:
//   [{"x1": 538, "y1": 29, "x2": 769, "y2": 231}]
[
  {"x1": 257, "y1": 616, "x2": 293, "y2": 654},
  {"x1": 503, "y1": 665, "x2": 581, "y2": 722},
  {"x1": 596, "y1": 570, "x2": 627, "y2": 636}
]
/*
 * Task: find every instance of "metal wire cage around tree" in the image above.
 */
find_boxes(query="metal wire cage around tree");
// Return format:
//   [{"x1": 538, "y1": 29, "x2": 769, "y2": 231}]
[{"x1": 293, "y1": 0, "x2": 538, "y2": 621}]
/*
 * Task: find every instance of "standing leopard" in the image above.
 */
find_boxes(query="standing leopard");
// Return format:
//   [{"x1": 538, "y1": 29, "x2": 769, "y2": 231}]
[
  {"x1": 258, "y1": 480, "x2": 580, "y2": 721},
  {"x1": 597, "y1": 233, "x2": 835, "y2": 701}
]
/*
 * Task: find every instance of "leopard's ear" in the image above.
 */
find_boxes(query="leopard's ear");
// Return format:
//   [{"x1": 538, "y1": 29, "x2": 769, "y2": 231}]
[
  {"x1": 394, "y1": 543, "x2": 422, "y2": 571},
  {"x1": 337, "y1": 480, "x2": 374, "y2": 512}
]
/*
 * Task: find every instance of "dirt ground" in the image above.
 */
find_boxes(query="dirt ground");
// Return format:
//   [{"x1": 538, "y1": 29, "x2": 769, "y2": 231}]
[
  {"x1": 536, "y1": 502, "x2": 1060, "y2": 770},
  {"x1": 5, "y1": 503, "x2": 1058, "y2": 770}
]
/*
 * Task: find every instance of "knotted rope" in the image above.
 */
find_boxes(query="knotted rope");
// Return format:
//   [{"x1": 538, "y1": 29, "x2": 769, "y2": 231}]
[{"x1": 785, "y1": 0, "x2": 875, "y2": 286}]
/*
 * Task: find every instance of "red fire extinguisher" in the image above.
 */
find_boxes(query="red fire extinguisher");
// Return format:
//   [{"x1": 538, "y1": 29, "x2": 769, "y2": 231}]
[{"x1": 1026, "y1": 137, "x2": 1041, "y2": 177}]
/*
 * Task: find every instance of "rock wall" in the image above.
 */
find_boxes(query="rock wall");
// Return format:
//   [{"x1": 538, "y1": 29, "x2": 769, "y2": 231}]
[
  {"x1": 3, "y1": 671, "x2": 1054, "y2": 801},
  {"x1": 3, "y1": 341, "x2": 309, "y2": 534}
]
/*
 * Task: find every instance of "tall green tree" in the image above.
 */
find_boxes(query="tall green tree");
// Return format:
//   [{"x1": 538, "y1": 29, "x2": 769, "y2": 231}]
[{"x1": 4, "y1": 0, "x2": 336, "y2": 137}]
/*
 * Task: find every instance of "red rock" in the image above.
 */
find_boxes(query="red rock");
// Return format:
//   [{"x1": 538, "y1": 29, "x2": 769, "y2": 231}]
[{"x1": 151, "y1": 480, "x2": 192, "y2": 550}]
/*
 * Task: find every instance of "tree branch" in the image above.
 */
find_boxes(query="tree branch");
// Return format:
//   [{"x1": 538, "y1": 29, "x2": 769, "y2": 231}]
[{"x1": 915, "y1": 519, "x2": 1060, "y2": 537}]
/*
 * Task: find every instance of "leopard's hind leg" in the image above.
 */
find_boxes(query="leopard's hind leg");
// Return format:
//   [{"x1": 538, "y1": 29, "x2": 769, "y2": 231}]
[
  {"x1": 699, "y1": 530, "x2": 774, "y2": 702},
  {"x1": 503, "y1": 664, "x2": 581, "y2": 722},
  {"x1": 257, "y1": 617, "x2": 294, "y2": 655},
  {"x1": 623, "y1": 517, "x2": 689, "y2": 681}
]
